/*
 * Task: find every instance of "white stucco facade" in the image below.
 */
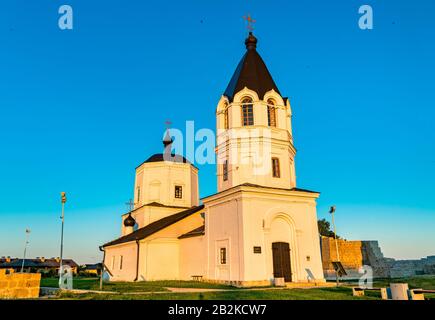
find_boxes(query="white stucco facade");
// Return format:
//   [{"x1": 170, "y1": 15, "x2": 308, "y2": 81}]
[{"x1": 202, "y1": 185, "x2": 324, "y2": 285}]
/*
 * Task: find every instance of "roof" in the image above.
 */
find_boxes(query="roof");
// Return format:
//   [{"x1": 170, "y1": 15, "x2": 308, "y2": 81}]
[
  {"x1": 136, "y1": 153, "x2": 197, "y2": 169},
  {"x1": 178, "y1": 225, "x2": 205, "y2": 239},
  {"x1": 83, "y1": 263, "x2": 102, "y2": 270},
  {"x1": 143, "y1": 202, "x2": 190, "y2": 209},
  {"x1": 145, "y1": 153, "x2": 190, "y2": 164},
  {"x1": 0, "y1": 258, "x2": 79, "y2": 269},
  {"x1": 224, "y1": 32, "x2": 280, "y2": 102},
  {"x1": 201, "y1": 183, "x2": 319, "y2": 200},
  {"x1": 102, "y1": 205, "x2": 205, "y2": 248}
]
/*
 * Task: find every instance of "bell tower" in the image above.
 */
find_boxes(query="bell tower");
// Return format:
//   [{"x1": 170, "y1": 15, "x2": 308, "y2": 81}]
[{"x1": 216, "y1": 32, "x2": 297, "y2": 192}]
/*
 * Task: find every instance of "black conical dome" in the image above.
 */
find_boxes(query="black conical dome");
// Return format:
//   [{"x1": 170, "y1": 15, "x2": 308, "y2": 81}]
[
  {"x1": 124, "y1": 214, "x2": 136, "y2": 227},
  {"x1": 224, "y1": 32, "x2": 280, "y2": 102}
]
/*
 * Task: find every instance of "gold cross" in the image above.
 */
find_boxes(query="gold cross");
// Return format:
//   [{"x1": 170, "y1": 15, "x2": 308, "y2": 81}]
[{"x1": 243, "y1": 14, "x2": 256, "y2": 32}]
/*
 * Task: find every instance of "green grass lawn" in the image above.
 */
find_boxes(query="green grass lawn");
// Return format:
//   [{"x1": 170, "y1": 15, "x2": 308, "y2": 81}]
[
  {"x1": 54, "y1": 287, "x2": 376, "y2": 300},
  {"x1": 42, "y1": 275, "x2": 435, "y2": 300},
  {"x1": 373, "y1": 275, "x2": 435, "y2": 290},
  {"x1": 41, "y1": 277, "x2": 235, "y2": 293},
  {"x1": 43, "y1": 277, "x2": 370, "y2": 300}
]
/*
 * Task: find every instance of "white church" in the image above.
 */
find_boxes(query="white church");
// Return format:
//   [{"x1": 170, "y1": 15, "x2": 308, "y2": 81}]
[{"x1": 101, "y1": 32, "x2": 325, "y2": 287}]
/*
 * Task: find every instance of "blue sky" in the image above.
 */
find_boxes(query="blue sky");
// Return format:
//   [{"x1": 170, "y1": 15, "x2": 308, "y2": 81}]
[{"x1": 0, "y1": 0, "x2": 434, "y2": 264}]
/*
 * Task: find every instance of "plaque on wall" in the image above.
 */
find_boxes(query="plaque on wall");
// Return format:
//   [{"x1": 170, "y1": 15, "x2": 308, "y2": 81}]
[{"x1": 253, "y1": 246, "x2": 262, "y2": 254}]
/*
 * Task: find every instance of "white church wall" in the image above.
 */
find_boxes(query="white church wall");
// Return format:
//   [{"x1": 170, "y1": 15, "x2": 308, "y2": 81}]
[
  {"x1": 190, "y1": 169, "x2": 199, "y2": 207},
  {"x1": 204, "y1": 197, "x2": 244, "y2": 282},
  {"x1": 135, "y1": 162, "x2": 199, "y2": 209},
  {"x1": 179, "y1": 236, "x2": 206, "y2": 280},
  {"x1": 249, "y1": 192, "x2": 324, "y2": 282},
  {"x1": 203, "y1": 186, "x2": 325, "y2": 285},
  {"x1": 216, "y1": 136, "x2": 296, "y2": 192},
  {"x1": 137, "y1": 212, "x2": 204, "y2": 281},
  {"x1": 140, "y1": 239, "x2": 180, "y2": 281},
  {"x1": 104, "y1": 242, "x2": 138, "y2": 282}
]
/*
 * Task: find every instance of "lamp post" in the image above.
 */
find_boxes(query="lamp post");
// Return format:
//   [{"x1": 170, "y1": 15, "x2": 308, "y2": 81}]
[
  {"x1": 59, "y1": 192, "x2": 67, "y2": 285},
  {"x1": 329, "y1": 206, "x2": 340, "y2": 261},
  {"x1": 329, "y1": 205, "x2": 341, "y2": 286},
  {"x1": 21, "y1": 228, "x2": 31, "y2": 273}
]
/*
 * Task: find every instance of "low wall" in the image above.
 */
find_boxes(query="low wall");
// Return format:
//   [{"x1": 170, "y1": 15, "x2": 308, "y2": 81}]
[
  {"x1": 0, "y1": 269, "x2": 41, "y2": 299},
  {"x1": 321, "y1": 237, "x2": 390, "y2": 279}
]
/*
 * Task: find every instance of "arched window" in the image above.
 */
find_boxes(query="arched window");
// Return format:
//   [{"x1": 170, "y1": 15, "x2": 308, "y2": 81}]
[
  {"x1": 223, "y1": 105, "x2": 229, "y2": 129},
  {"x1": 267, "y1": 99, "x2": 276, "y2": 127},
  {"x1": 241, "y1": 98, "x2": 254, "y2": 126}
]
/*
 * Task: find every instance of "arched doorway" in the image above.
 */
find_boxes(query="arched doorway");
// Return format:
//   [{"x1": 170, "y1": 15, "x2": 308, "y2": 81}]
[{"x1": 272, "y1": 242, "x2": 292, "y2": 282}]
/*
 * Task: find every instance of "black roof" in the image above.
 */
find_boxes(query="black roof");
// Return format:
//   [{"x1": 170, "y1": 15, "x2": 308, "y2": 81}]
[
  {"x1": 102, "y1": 205, "x2": 205, "y2": 247},
  {"x1": 136, "y1": 153, "x2": 194, "y2": 169},
  {"x1": 178, "y1": 225, "x2": 205, "y2": 239},
  {"x1": 224, "y1": 32, "x2": 280, "y2": 102},
  {"x1": 121, "y1": 202, "x2": 190, "y2": 218},
  {"x1": 145, "y1": 153, "x2": 190, "y2": 164}
]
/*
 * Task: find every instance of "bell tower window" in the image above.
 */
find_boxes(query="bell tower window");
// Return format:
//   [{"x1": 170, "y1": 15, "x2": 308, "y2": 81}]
[
  {"x1": 241, "y1": 98, "x2": 254, "y2": 126},
  {"x1": 267, "y1": 99, "x2": 276, "y2": 127},
  {"x1": 224, "y1": 108, "x2": 229, "y2": 129},
  {"x1": 136, "y1": 186, "x2": 141, "y2": 204},
  {"x1": 272, "y1": 157, "x2": 280, "y2": 178},
  {"x1": 223, "y1": 160, "x2": 228, "y2": 181}
]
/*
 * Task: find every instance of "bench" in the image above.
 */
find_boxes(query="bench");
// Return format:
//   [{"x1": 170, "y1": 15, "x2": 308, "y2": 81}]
[
  {"x1": 410, "y1": 289, "x2": 435, "y2": 300},
  {"x1": 352, "y1": 287, "x2": 389, "y2": 299},
  {"x1": 353, "y1": 286, "x2": 435, "y2": 300},
  {"x1": 191, "y1": 275, "x2": 203, "y2": 281}
]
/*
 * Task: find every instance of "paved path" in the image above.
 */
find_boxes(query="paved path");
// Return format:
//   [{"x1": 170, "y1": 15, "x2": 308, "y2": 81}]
[
  {"x1": 166, "y1": 287, "x2": 229, "y2": 293},
  {"x1": 165, "y1": 284, "x2": 336, "y2": 293}
]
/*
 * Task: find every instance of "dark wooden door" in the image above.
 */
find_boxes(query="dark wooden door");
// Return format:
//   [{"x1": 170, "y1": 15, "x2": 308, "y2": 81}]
[{"x1": 272, "y1": 242, "x2": 292, "y2": 282}]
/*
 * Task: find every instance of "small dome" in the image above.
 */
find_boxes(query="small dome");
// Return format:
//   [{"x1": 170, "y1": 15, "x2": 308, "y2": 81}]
[
  {"x1": 245, "y1": 32, "x2": 257, "y2": 50},
  {"x1": 124, "y1": 214, "x2": 136, "y2": 227},
  {"x1": 163, "y1": 129, "x2": 173, "y2": 147}
]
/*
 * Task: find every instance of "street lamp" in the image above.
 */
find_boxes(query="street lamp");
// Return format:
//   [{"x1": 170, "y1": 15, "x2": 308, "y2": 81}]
[
  {"x1": 21, "y1": 228, "x2": 31, "y2": 273},
  {"x1": 59, "y1": 192, "x2": 67, "y2": 285},
  {"x1": 329, "y1": 205, "x2": 342, "y2": 286},
  {"x1": 329, "y1": 205, "x2": 340, "y2": 261}
]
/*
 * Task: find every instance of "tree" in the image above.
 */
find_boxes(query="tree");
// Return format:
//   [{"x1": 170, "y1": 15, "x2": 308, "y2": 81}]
[{"x1": 318, "y1": 219, "x2": 340, "y2": 238}]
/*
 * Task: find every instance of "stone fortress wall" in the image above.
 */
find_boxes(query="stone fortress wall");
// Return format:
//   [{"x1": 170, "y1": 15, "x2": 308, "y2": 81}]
[
  {"x1": 388, "y1": 256, "x2": 435, "y2": 278},
  {"x1": 0, "y1": 269, "x2": 41, "y2": 299},
  {"x1": 320, "y1": 236, "x2": 435, "y2": 279}
]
